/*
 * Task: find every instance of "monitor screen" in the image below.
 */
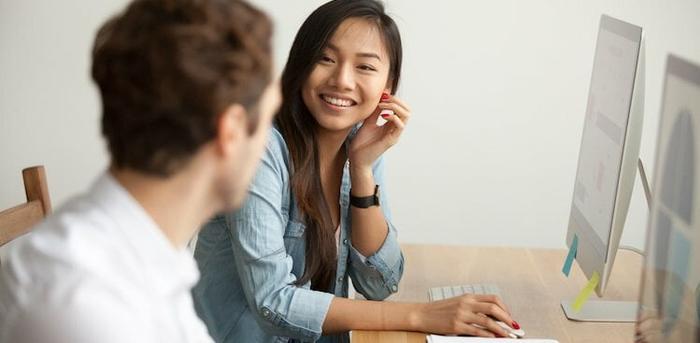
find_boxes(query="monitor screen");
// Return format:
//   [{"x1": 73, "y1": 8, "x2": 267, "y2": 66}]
[
  {"x1": 635, "y1": 55, "x2": 700, "y2": 343},
  {"x1": 569, "y1": 16, "x2": 642, "y2": 257}
]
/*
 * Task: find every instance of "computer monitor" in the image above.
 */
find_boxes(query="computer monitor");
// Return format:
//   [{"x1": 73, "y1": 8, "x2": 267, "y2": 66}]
[
  {"x1": 561, "y1": 14, "x2": 645, "y2": 322},
  {"x1": 635, "y1": 54, "x2": 700, "y2": 343}
]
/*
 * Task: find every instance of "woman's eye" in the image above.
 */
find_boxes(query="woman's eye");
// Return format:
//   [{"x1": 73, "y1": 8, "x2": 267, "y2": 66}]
[
  {"x1": 358, "y1": 64, "x2": 377, "y2": 72},
  {"x1": 320, "y1": 55, "x2": 334, "y2": 63}
]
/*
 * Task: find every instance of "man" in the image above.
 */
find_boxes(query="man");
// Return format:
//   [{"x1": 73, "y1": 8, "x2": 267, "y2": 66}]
[{"x1": 0, "y1": 0, "x2": 279, "y2": 342}]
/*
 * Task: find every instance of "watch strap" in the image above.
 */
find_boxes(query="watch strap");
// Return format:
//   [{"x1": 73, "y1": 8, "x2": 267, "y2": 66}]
[{"x1": 350, "y1": 185, "x2": 379, "y2": 208}]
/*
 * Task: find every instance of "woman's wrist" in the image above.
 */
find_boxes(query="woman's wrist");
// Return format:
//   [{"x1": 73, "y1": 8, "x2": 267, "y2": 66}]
[
  {"x1": 349, "y1": 164, "x2": 375, "y2": 196},
  {"x1": 406, "y1": 303, "x2": 426, "y2": 332},
  {"x1": 379, "y1": 302, "x2": 425, "y2": 332}
]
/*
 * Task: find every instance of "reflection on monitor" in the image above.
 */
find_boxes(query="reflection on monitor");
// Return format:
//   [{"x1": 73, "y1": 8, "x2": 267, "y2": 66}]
[{"x1": 636, "y1": 55, "x2": 700, "y2": 343}]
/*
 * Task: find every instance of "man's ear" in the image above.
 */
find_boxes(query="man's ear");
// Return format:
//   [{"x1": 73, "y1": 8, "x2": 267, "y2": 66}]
[{"x1": 215, "y1": 103, "x2": 247, "y2": 156}]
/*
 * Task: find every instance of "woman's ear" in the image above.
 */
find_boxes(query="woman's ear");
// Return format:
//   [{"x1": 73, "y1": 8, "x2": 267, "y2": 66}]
[{"x1": 215, "y1": 103, "x2": 248, "y2": 157}]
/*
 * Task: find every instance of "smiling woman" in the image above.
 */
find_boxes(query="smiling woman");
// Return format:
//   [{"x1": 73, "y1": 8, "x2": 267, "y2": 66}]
[
  {"x1": 288, "y1": 10, "x2": 405, "y2": 292},
  {"x1": 192, "y1": 1, "x2": 518, "y2": 342}
]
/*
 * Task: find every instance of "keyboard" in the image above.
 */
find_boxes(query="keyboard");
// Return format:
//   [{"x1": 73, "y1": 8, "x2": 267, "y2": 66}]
[{"x1": 428, "y1": 283, "x2": 502, "y2": 302}]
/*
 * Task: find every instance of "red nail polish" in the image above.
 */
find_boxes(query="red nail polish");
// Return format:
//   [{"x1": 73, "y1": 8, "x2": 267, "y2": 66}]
[
  {"x1": 381, "y1": 93, "x2": 390, "y2": 101},
  {"x1": 512, "y1": 321, "x2": 520, "y2": 330}
]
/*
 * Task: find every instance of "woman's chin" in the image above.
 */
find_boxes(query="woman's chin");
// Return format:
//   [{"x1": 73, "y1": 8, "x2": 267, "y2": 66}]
[{"x1": 315, "y1": 115, "x2": 357, "y2": 133}]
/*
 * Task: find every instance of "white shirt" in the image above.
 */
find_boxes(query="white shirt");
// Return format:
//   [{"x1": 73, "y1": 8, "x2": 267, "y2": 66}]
[{"x1": 0, "y1": 173, "x2": 213, "y2": 343}]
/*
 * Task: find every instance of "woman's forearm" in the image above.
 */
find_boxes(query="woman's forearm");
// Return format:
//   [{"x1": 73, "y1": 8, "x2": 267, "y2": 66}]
[
  {"x1": 322, "y1": 297, "x2": 423, "y2": 333},
  {"x1": 349, "y1": 166, "x2": 389, "y2": 256},
  {"x1": 323, "y1": 294, "x2": 517, "y2": 338}
]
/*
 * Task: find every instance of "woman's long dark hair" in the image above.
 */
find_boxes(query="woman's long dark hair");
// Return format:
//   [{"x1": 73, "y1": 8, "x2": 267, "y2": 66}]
[{"x1": 275, "y1": 0, "x2": 402, "y2": 291}]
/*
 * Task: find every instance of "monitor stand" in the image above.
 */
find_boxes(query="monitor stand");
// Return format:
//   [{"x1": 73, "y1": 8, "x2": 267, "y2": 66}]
[
  {"x1": 561, "y1": 158, "x2": 651, "y2": 323},
  {"x1": 560, "y1": 300, "x2": 638, "y2": 322}
]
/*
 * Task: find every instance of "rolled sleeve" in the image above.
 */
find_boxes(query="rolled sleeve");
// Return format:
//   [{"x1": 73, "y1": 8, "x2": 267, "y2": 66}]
[
  {"x1": 253, "y1": 287, "x2": 333, "y2": 341},
  {"x1": 348, "y1": 222, "x2": 404, "y2": 299},
  {"x1": 227, "y1": 132, "x2": 334, "y2": 341},
  {"x1": 347, "y1": 156, "x2": 405, "y2": 300}
]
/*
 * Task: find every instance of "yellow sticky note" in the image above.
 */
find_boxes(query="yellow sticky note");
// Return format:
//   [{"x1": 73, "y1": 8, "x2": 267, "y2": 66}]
[{"x1": 572, "y1": 271, "x2": 600, "y2": 312}]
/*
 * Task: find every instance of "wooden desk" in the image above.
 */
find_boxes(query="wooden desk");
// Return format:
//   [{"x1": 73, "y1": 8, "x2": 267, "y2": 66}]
[{"x1": 352, "y1": 244, "x2": 642, "y2": 343}]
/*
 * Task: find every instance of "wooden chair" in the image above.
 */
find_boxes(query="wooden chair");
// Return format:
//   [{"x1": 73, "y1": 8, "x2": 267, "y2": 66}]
[{"x1": 0, "y1": 166, "x2": 52, "y2": 247}]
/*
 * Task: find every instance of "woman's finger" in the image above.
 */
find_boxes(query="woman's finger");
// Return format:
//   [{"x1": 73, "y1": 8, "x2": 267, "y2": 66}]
[
  {"x1": 382, "y1": 111, "x2": 405, "y2": 130},
  {"x1": 382, "y1": 94, "x2": 411, "y2": 113},
  {"x1": 377, "y1": 102, "x2": 411, "y2": 123},
  {"x1": 381, "y1": 112, "x2": 405, "y2": 142},
  {"x1": 470, "y1": 300, "x2": 514, "y2": 330},
  {"x1": 469, "y1": 313, "x2": 509, "y2": 337},
  {"x1": 472, "y1": 294, "x2": 511, "y2": 315}
]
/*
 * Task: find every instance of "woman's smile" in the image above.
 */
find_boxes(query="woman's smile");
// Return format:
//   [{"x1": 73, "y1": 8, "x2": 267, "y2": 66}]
[{"x1": 320, "y1": 93, "x2": 358, "y2": 111}]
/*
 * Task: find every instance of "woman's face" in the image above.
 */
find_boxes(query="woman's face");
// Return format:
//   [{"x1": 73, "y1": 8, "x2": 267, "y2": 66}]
[{"x1": 302, "y1": 18, "x2": 391, "y2": 133}]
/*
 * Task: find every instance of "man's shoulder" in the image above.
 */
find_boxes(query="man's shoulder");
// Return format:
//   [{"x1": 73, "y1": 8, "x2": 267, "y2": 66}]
[
  {"x1": 1, "y1": 192, "x2": 144, "y2": 304},
  {"x1": 10, "y1": 192, "x2": 126, "y2": 261}
]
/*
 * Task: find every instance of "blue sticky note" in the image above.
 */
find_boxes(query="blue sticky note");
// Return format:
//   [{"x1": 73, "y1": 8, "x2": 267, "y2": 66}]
[{"x1": 562, "y1": 234, "x2": 578, "y2": 277}]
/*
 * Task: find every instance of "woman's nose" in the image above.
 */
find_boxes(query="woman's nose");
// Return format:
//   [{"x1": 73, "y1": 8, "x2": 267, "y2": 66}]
[{"x1": 328, "y1": 64, "x2": 354, "y2": 91}]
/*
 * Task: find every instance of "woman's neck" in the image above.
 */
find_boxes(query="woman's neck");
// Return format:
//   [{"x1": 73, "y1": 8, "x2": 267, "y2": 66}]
[
  {"x1": 315, "y1": 126, "x2": 351, "y2": 170},
  {"x1": 315, "y1": 126, "x2": 350, "y2": 229}
]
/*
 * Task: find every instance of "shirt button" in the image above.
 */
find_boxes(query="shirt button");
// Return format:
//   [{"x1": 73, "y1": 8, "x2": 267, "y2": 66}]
[
  {"x1": 343, "y1": 239, "x2": 348, "y2": 245},
  {"x1": 391, "y1": 284, "x2": 398, "y2": 293},
  {"x1": 261, "y1": 308, "x2": 271, "y2": 318},
  {"x1": 338, "y1": 277, "x2": 343, "y2": 283}
]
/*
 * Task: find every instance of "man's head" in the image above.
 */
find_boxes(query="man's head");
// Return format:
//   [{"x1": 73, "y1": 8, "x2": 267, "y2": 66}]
[{"x1": 92, "y1": 0, "x2": 279, "y2": 209}]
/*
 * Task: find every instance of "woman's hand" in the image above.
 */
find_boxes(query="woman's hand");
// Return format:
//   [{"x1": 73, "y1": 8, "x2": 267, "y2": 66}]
[
  {"x1": 348, "y1": 92, "x2": 411, "y2": 170},
  {"x1": 412, "y1": 294, "x2": 518, "y2": 338}
]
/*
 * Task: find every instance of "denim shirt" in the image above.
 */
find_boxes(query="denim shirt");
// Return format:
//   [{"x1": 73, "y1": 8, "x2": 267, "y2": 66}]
[{"x1": 193, "y1": 127, "x2": 405, "y2": 343}]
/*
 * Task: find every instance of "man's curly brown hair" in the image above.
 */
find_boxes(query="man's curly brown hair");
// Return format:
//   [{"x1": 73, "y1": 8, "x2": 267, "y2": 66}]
[{"x1": 92, "y1": 0, "x2": 272, "y2": 176}]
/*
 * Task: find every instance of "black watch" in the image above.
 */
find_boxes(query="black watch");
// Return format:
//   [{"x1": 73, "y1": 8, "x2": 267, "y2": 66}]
[{"x1": 350, "y1": 185, "x2": 380, "y2": 208}]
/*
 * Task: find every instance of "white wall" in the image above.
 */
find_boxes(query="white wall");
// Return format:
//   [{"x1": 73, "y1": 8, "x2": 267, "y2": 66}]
[{"x1": 2, "y1": 0, "x2": 699, "y2": 252}]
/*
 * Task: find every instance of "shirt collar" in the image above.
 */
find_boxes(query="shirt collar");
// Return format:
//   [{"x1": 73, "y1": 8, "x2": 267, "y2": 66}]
[{"x1": 88, "y1": 171, "x2": 199, "y2": 296}]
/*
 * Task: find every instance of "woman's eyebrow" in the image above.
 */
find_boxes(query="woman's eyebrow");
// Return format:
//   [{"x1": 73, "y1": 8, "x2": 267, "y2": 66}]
[{"x1": 327, "y1": 43, "x2": 382, "y2": 61}]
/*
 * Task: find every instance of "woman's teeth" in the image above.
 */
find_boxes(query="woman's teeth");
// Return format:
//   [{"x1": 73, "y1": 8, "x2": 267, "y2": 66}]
[{"x1": 322, "y1": 95, "x2": 355, "y2": 107}]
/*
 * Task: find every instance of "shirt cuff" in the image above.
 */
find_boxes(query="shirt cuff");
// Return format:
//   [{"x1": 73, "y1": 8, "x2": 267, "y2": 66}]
[
  {"x1": 348, "y1": 221, "x2": 403, "y2": 295},
  {"x1": 350, "y1": 222, "x2": 402, "y2": 270},
  {"x1": 258, "y1": 287, "x2": 334, "y2": 342}
]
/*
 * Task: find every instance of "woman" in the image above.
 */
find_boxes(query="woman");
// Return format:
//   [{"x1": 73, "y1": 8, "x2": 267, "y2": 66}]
[{"x1": 193, "y1": 1, "x2": 519, "y2": 342}]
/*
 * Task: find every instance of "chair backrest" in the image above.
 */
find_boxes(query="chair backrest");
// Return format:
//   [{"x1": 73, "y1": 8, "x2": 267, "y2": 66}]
[{"x1": 0, "y1": 166, "x2": 52, "y2": 247}]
